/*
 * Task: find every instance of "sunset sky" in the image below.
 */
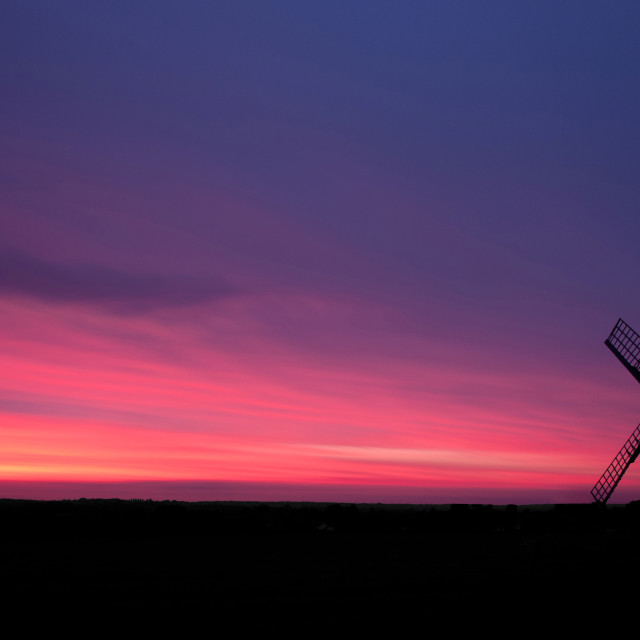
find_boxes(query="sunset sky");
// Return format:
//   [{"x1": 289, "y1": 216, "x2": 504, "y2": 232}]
[{"x1": 3, "y1": 1, "x2": 640, "y2": 504}]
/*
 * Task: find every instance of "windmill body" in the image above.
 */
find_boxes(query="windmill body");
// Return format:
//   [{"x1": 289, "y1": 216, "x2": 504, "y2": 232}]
[{"x1": 591, "y1": 318, "x2": 640, "y2": 503}]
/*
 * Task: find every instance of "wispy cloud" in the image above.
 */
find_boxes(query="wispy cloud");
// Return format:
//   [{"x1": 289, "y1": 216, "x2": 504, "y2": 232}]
[{"x1": 0, "y1": 249, "x2": 239, "y2": 312}]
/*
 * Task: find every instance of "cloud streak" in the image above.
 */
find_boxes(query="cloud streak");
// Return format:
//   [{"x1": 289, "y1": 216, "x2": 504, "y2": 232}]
[{"x1": 0, "y1": 249, "x2": 239, "y2": 312}]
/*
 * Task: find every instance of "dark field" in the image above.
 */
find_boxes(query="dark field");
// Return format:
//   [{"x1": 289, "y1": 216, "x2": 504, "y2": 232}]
[{"x1": 2, "y1": 499, "x2": 636, "y2": 633}]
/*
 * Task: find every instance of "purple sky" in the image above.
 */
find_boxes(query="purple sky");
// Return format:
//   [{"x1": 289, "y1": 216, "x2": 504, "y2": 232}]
[{"x1": 2, "y1": 2, "x2": 640, "y2": 503}]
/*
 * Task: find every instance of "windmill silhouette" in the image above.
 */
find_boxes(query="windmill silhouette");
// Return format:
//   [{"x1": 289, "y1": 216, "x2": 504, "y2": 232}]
[{"x1": 591, "y1": 318, "x2": 640, "y2": 503}]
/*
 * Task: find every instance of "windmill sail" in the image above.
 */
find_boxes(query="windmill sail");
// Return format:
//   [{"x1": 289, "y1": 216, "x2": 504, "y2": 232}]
[
  {"x1": 604, "y1": 318, "x2": 640, "y2": 385},
  {"x1": 591, "y1": 318, "x2": 640, "y2": 503},
  {"x1": 591, "y1": 424, "x2": 640, "y2": 503}
]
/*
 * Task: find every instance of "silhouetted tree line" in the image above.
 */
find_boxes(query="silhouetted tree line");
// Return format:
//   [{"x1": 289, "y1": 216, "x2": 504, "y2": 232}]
[{"x1": 2, "y1": 498, "x2": 640, "y2": 541}]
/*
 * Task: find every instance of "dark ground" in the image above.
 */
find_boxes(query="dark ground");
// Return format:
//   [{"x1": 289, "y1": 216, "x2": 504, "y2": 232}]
[{"x1": 2, "y1": 499, "x2": 636, "y2": 633}]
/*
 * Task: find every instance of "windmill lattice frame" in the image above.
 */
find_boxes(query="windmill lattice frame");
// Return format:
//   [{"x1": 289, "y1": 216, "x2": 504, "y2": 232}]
[{"x1": 591, "y1": 318, "x2": 640, "y2": 503}]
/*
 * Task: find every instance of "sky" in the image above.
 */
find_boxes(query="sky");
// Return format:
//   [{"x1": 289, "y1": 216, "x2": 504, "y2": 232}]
[{"x1": 2, "y1": 1, "x2": 640, "y2": 504}]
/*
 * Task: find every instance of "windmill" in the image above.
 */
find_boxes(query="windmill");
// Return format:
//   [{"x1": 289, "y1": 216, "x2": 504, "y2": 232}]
[{"x1": 591, "y1": 318, "x2": 640, "y2": 503}]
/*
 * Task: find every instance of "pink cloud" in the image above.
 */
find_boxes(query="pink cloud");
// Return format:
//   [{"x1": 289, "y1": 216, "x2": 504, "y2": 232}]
[{"x1": 2, "y1": 292, "x2": 637, "y2": 504}]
